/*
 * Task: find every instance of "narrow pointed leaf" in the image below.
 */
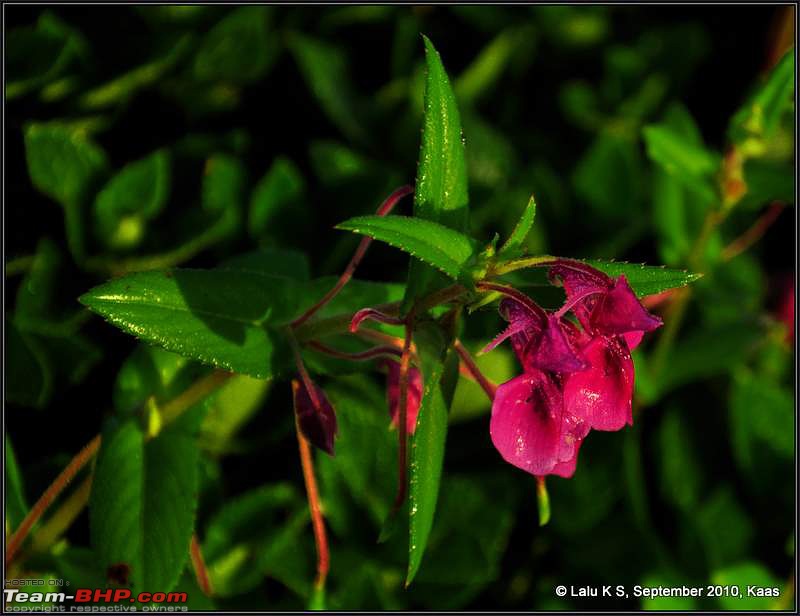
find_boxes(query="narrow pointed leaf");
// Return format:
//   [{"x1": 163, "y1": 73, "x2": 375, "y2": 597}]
[
  {"x1": 404, "y1": 36, "x2": 470, "y2": 310},
  {"x1": 581, "y1": 259, "x2": 702, "y2": 297},
  {"x1": 407, "y1": 321, "x2": 455, "y2": 585},
  {"x1": 498, "y1": 194, "x2": 536, "y2": 257},
  {"x1": 336, "y1": 215, "x2": 477, "y2": 282}
]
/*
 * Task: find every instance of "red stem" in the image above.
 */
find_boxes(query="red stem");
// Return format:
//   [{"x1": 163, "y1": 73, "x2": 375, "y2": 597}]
[
  {"x1": 391, "y1": 320, "x2": 414, "y2": 512},
  {"x1": 476, "y1": 281, "x2": 546, "y2": 321},
  {"x1": 721, "y1": 203, "x2": 784, "y2": 261},
  {"x1": 291, "y1": 185, "x2": 413, "y2": 328},
  {"x1": 454, "y1": 340, "x2": 497, "y2": 400},
  {"x1": 308, "y1": 340, "x2": 402, "y2": 361},
  {"x1": 189, "y1": 533, "x2": 213, "y2": 597},
  {"x1": 297, "y1": 426, "x2": 330, "y2": 591},
  {"x1": 6, "y1": 435, "x2": 102, "y2": 567}
]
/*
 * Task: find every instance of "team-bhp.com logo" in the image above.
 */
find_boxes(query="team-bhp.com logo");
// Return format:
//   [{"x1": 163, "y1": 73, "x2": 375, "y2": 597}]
[{"x1": 5, "y1": 588, "x2": 187, "y2": 604}]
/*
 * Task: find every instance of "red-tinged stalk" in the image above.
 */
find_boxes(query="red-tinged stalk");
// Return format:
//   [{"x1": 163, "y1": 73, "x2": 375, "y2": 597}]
[
  {"x1": 454, "y1": 339, "x2": 497, "y2": 400},
  {"x1": 350, "y1": 307, "x2": 405, "y2": 332},
  {"x1": 721, "y1": 203, "x2": 784, "y2": 262},
  {"x1": 296, "y1": 426, "x2": 330, "y2": 591},
  {"x1": 308, "y1": 340, "x2": 402, "y2": 361},
  {"x1": 189, "y1": 533, "x2": 214, "y2": 597},
  {"x1": 291, "y1": 185, "x2": 413, "y2": 329},
  {"x1": 6, "y1": 435, "x2": 102, "y2": 567},
  {"x1": 476, "y1": 281, "x2": 546, "y2": 320},
  {"x1": 390, "y1": 320, "x2": 415, "y2": 514},
  {"x1": 288, "y1": 328, "x2": 323, "y2": 410}
]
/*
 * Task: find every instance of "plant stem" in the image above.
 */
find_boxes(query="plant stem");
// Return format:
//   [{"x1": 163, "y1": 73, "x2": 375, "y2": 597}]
[
  {"x1": 159, "y1": 370, "x2": 233, "y2": 427},
  {"x1": 30, "y1": 475, "x2": 93, "y2": 554},
  {"x1": 454, "y1": 339, "x2": 497, "y2": 400},
  {"x1": 189, "y1": 533, "x2": 214, "y2": 597},
  {"x1": 5, "y1": 255, "x2": 35, "y2": 276},
  {"x1": 296, "y1": 426, "x2": 330, "y2": 592},
  {"x1": 6, "y1": 435, "x2": 101, "y2": 567},
  {"x1": 307, "y1": 341, "x2": 402, "y2": 361},
  {"x1": 390, "y1": 320, "x2": 414, "y2": 516},
  {"x1": 294, "y1": 302, "x2": 401, "y2": 342},
  {"x1": 291, "y1": 185, "x2": 413, "y2": 329},
  {"x1": 721, "y1": 203, "x2": 784, "y2": 261},
  {"x1": 490, "y1": 254, "x2": 557, "y2": 277}
]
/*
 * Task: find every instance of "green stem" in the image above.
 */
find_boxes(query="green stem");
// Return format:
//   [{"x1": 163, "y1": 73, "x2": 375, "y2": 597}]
[
  {"x1": 5, "y1": 256, "x2": 36, "y2": 277},
  {"x1": 490, "y1": 254, "x2": 556, "y2": 277}
]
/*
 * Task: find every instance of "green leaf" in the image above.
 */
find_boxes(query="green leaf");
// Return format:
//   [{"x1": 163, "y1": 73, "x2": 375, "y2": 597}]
[
  {"x1": 711, "y1": 562, "x2": 782, "y2": 610},
  {"x1": 6, "y1": 319, "x2": 52, "y2": 409},
  {"x1": 454, "y1": 28, "x2": 528, "y2": 105},
  {"x1": 219, "y1": 248, "x2": 310, "y2": 281},
  {"x1": 202, "y1": 154, "x2": 246, "y2": 214},
  {"x1": 658, "y1": 408, "x2": 703, "y2": 512},
  {"x1": 404, "y1": 36, "x2": 470, "y2": 311},
  {"x1": 730, "y1": 370, "x2": 794, "y2": 461},
  {"x1": 582, "y1": 259, "x2": 702, "y2": 296},
  {"x1": 498, "y1": 194, "x2": 536, "y2": 258},
  {"x1": 407, "y1": 321, "x2": 455, "y2": 585},
  {"x1": 248, "y1": 157, "x2": 305, "y2": 239},
  {"x1": 80, "y1": 35, "x2": 191, "y2": 109},
  {"x1": 24, "y1": 122, "x2": 108, "y2": 209},
  {"x1": 24, "y1": 122, "x2": 109, "y2": 260},
  {"x1": 738, "y1": 158, "x2": 796, "y2": 209},
  {"x1": 288, "y1": 33, "x2": 367, "y2": 144},
  {"x1": 79, "y1": 269, "x2": 300, "y2": 378},
  {"x1": 94, "y1": 150, "x2": 171, "y2": 250},
  {"x1": 80, "y1": 269, "x2": 399, "y2": 378},
  {"x1": 5, "y1": 435, "x2": 29, "y2": 530},
  {"x1": 460, "y1": 110, "x2": 517, "y2": 188},
  {"x1": 90, "y1": 418, "x2": 199, "y2": 593},
  {"x1": 642, "y1": 122, "x2": 720, "y2": 204},
  {"x1": 14, "y1": 238, "x2": 60, "y2": 321},
  {"x1": 6, "y1": 12, "x2": 87, "y2": 99},
  {"x1": 200, "y1": 374, "x2": 271, "y2": 454},
  {"x1": 336, "y1": 215, "x2": 477, "y2": 282},
  {"x1": 655, "y1": 322, "x2": 761, "y2": 397},
  {"x1": 729, "y1": 49, "x2": 795, "y2": 146},
  {"x1": 694, "y1": 487, "x2": 753, "y2": 569},
  {"x1": 202, "y1": 483, "x2": 307, "y2": 597},
  {"x1": 317, "y1": 376, "x2": 398, "y2": 526},
  {"x1": 194, "y1": 7, "x2": 278, "y2": 84},
  {"x1": 573, "y1": 132, "x2": 643, "y2": 220}
]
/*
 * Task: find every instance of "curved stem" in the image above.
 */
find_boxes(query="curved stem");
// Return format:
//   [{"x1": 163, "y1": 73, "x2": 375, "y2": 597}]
[
  {"x1": 6, "y1": 435, "x2": 101, "y2": 567},
  {"x1": 454, "y1": 340, "x2": 497, "y2": 400},
  {"x1": 307, "y1": 341, "x2": 402, "y2": 361},
  {"x1": 30, "y1": 475, "x2": 93, "y2": 554},
  {"x1": 291, "y1": 185, "x2": 413, "y2": 328},
  {"x1": 476, "y1": 281, "x2": 546, "y2": 321},
  {"x1": 490, "y1": 254, "x2": 557, "y2": 276},
  {"x1": 190, "y1": 534, "x2": 214, "y2": 597},
  {"x1": 391, "y1": 319, "x2": 414, "y2": 514},
  {"x1": 296, "y1": 426, "x2": 329, "y2": 591}
]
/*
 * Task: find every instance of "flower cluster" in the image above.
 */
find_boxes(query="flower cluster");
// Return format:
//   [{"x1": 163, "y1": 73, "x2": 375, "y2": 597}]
[{"x1": 483, "y1": 260, "x2": 662, "y2": 478}]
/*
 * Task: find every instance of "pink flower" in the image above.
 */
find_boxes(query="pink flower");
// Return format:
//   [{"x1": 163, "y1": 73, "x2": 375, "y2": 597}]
[
  {"x1": 292, "y1": 379, "x2": 338, "y2": 455},
  {"x1": 548, "y1": 259, "x2": 662, "y2": 349},
  {"x1": 484, "y1": 262, "x2": 654, "y2": 478},
  {"x1": 384, "y1": 360, "x2": 423, "y2": 434}
]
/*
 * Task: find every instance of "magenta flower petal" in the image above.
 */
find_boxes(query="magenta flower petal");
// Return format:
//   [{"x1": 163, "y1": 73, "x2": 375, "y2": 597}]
[
  {"x1": 622, "y1": 330, "x2": 644, "y2": 351},
  {"x1": 385, "y1": 360, "x2": 423, "y2": 435},
  {"x1": 490, "y1": 372, "x2": 587, "y2": 476},
  {"x1": 548, "y1": 436, "x2": 585, "y2": 478},
  {"x1": 292, "y1": 379, "x2": 338, "y2": 455},
  {"x1": 590, "y1": 275, "x2": 663, "y2": 336},
  {"x1": 563, "y1": 335, "x2": 634, "y2": 432},
  {"x1": 526, "y1": 314, "x2": 589, "y2": 374}
]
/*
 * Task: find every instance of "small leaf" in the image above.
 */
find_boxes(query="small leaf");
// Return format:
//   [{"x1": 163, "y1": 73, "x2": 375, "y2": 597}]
[
  {"x1": 336, "y1": 215, "x2": 477, "y2": 282},
  {"x1": 194, "y1": 7, "x2": 278, "y2": 84},
  {"x1": 94, "y1": 150, "x2": 171, "y2": 250},
  {"x1": 6, "y1": 319, "x2": 52, "y2": 409},
  {"x1": 248, "y1": 157, "x2": 305, "y2": 239},
  {"x1": 24, "y1": 122, "x2": 108, "y2": 209},
  {"x1": 642, "y1": 122, "x2": 720, "y2": 204},
  {"x1": 498, "y1": 194, "x2": 536, "y2": 258},
  {"x1": 202, "y1": 154, "x2": 246, "y2": 214},
  {"x1": 454, "y1": 27, "x2": 527, "y2": 105},
  {"x1": 288, "y1": 33, "x2": 367, "y2": 144},
  {"x1": 407, "y1": 321, "x2": 455, "y2": 585},
  {"x1": 404, "y1": 36, "x2": 470, "y2": 311},
  {"x1": 90, "y1": 418, "x2": 199, "y2": 593},
  {"x1": 729, "y1": 49, "x2": 795, "y2": 146},
  {"x1": 581, "y1": 259, "x2": 702, "y2": 297},
  {"x1": 24, "y1": 122, "x2": 108, "y2": 260},
  {"x1": 5, "y1": 435, "x2": 29, "y2": 529}
]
